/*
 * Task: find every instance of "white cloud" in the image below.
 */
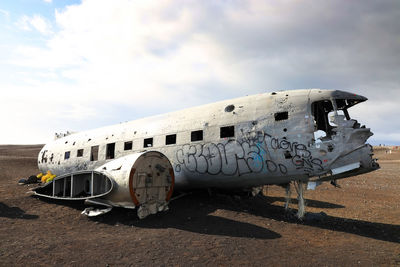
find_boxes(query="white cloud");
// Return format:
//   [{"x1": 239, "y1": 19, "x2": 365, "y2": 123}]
[
  {"x1": 16, "y1": 15, "x2": 30, "y2": 31},
  {"x1": 30, "y1": 14, "x2": 53, "y2": 35},
  {"x1": 16, "y1": 14, "x2": 52, "y2": 35},
  {"x1": 12, "y1": 1, "x2": 240, "y2": 110},
  {"x1": 3, "y1": 0, "x2": 400, "y2": 144},
  {"x1": 43, "y1": 0, "x2": 52, "y2": 3},
  {"x1": 0, "y1": 8, "x2": 9, "y2": 18}
]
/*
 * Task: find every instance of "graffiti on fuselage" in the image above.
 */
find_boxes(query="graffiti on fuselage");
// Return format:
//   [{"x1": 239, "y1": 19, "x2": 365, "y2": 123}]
[
  {"x1": 40, "y1": 150, "x2": 48, "y2": 164},
  {"x1": 175, "y1": 140, "x2": 264, "y2": 176},
  {"x1": 175, "y1": 131, "x2": 324, "y2": 176},
  {"x1": 269, "y1": 137, "x2": 324, "y2": 173}
]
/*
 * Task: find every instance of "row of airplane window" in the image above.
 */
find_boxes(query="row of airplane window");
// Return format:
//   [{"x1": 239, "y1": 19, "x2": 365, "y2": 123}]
[{"x1": 63, "y1": 125, "x2": 235, "y2": 161}]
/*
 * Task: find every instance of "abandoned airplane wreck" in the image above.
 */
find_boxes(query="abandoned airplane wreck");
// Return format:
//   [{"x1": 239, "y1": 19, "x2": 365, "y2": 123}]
[{"x1": 33, "y1": 89, "x2": 379, "y2": 218}]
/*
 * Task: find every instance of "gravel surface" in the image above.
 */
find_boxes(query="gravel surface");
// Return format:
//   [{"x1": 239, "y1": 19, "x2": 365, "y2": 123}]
[{"x1": 0, "y1": 145, "x2": 399, "y2": 266}]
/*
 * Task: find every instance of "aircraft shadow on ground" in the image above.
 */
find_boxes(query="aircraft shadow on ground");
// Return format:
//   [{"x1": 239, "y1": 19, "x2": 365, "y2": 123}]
[
  {"x1": 32, "y1": 191, "x2": 399, "y2": 243},
  {"x1": 136, "y1": 213, "x2": 281, "y2": 240},
  {"x1": 0, "y1": 202, "x2": 38, "y2": 220},
  {"x1": 32, "y1": 193, "x2": 281, "y2": 239},
  {"x1": 92, "y1": 202, "x2": 281, "y2": 240},
  {"x1": 237, "y1": 195, "x2": 400, "y2": 244},
  {"x1": 266, "y1": 196, "x2": 345, "y2": 209}
]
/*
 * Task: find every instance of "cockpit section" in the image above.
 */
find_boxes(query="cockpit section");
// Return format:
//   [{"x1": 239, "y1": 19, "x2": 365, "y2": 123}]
[
  {"x1": 307, "y1": 90, "x2": 379, "y2": 181},
  {"x1": 311, "y1": 97, "x2": 367, "y2": 141}
]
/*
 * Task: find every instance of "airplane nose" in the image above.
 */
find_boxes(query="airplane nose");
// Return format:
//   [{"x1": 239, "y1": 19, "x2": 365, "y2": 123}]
[
  {"x1": 358, "y1": 144, "x2": 380, "y2": 173},
  {"x1": 371, "y1": 159, "x2": 380, "y2": 170},
  {"x1": 369, "y1": 145, "x2": 380, "y2": 171}
]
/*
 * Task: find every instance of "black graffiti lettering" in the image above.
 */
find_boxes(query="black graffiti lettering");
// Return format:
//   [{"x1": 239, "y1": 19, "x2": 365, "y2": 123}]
[
  {"x1": 203, "y1": 143, "x2": 222, "y2": 175},
  {"x1": 271, "y1": 138, "x2": 279, "y2": 150},
  {"x1": 236, "y1": 157, "x2": 252, "y2": 176},
  {"x1": 187, "y1": 145, "x2": 198, "y2": 172},
  {"x1": 291, "y1": 154, "x2": 323, "y2": 173},
  {"x1": 175, "y1": 132, "x2": 323, "y2": 176},
  {"x1": 279, "y1": 139, "x2": 292, "y2": 150},
  {"x1": 176, "y1": 139, "x2": 273, "y2": 176},
  {"x1": 279, "y1": 164, "x2": 288, "y2": 174},
  {"x1": 303, "y1": 157, "x2": 313, "y2": 170},
  {"x1": 266, "y1": 160, "x2": 277, "y2": 172},
  {"x1": 265, "y1": 160, "x2": 288, "y2": 174},
  {"x1": 175, "y1": 164, "x2": 181, "y2": 173},
  {"x1": 241, "y1": 130, "x2": 270, "y2": 145},
  {"x1": 176, "y1": 145, "x2": 196, "y2": 172},
  {"x1": 194, "y1": 144, "x2": 208, "y2": 174},
  {"x1": 266, "y1": 135, "x2": 324, "y2": 174},
  {"x1": 221, "y1": 141, "x2": 240, "y2": 175},
  {"x1": 295, "y1": 144, "x2": 311, "y2": 158},
  {"x1": 311, "y1": 158, "x2": 323, "y2": 171},
  {"x1": 40, "y1": 150, "x2": 48, "y2": 164},
  {"x1": 292, "y1": 155, "x2": 304, "y2": 168}
]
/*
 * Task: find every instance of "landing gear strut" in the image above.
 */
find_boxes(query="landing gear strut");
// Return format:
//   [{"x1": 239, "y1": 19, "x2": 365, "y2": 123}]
[
  {"x1": 294, "y1": 181, "x2": 306, "y2": 219},
  {"x1": 284, "y1": 181, "x2": 307, "y2": 219}
]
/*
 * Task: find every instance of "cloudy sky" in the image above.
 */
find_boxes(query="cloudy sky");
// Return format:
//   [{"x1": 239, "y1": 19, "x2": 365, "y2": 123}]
[{"x1": 1, "y1": 0, "x2": 399, "y2": 145}]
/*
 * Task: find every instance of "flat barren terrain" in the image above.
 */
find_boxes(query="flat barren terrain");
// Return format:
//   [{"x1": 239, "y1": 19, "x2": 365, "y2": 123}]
[{"x1": 0, "y1": 145, "x2": 399, "y2": 266}]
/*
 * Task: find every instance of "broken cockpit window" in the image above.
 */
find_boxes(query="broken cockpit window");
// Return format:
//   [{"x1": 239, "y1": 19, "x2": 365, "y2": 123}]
[
  {"x1": 328, "y1": 110, "x2": 346, "y2": 127},
  {"x1": 329, "y1": 99, "x2": 362, "y2": 129},
  {"x1": 312, "y1": 98, "x2": 364, "y2": 141}
]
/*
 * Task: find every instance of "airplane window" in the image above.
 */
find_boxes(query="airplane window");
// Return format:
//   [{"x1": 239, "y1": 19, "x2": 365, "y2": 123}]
[
  {"x1": 220, "y1": 126, "x2": 234, "y2": 138},
  {"x1": 124, "y1": 141, "x2": 133, "y2": 150},
  {"x1": 77, "y1": 149, "x2": 83, "y2": 157},
  {"x1": 274, "y1": 112, "x2": 288, "y2": 121},
  {"x1": 166, "y1": 134, "x2": 176, "y2": 145},
  {"x1": 191, "y1": 130, "x2": 203, "y2": 142},
  {"x1": 144, "y1": 138, "x2": 153, "y2": 148},
  {"x1": 90, "y1": 146, "x2": 99, "y2": 161},
  {"x1": 64, "y1": 151, "x2": 70, "y2": 160},
  {"x1": 106, "y1": 143, "x2": 115, "y2": 159}
]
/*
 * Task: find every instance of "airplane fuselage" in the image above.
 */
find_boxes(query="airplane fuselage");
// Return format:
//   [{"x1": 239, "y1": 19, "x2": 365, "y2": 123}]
[{"x1": 38, "y1": 89, "x2": 379, "y2": 190}]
